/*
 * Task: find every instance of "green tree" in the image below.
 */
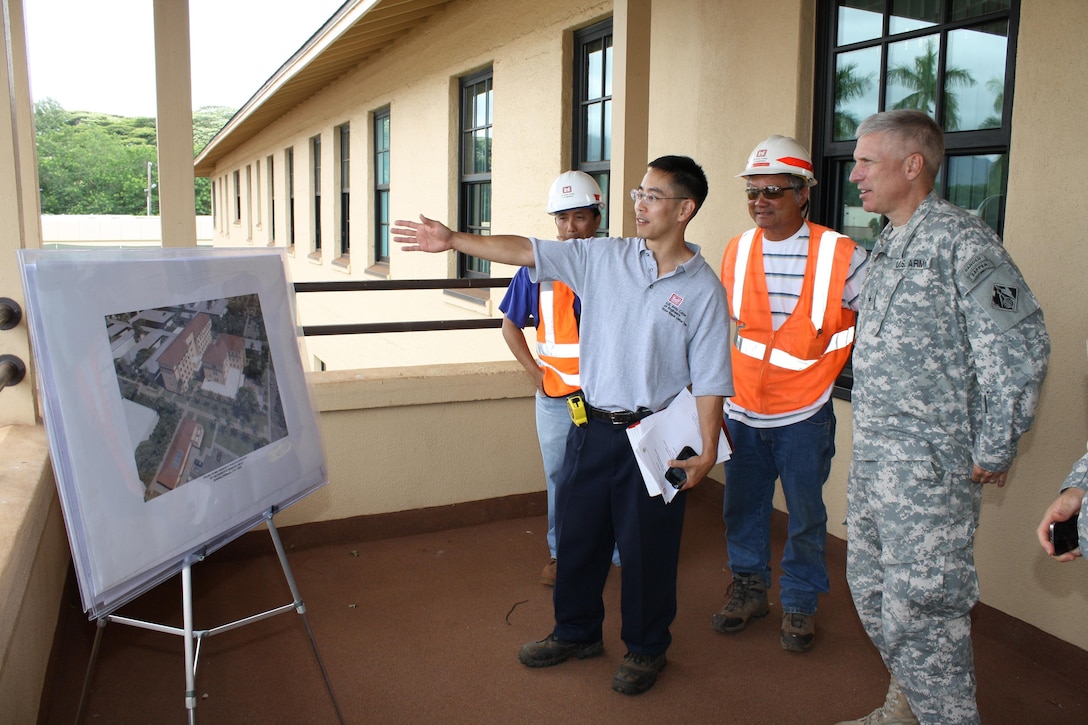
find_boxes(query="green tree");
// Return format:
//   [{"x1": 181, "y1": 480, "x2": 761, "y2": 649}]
[
  {"x1": 982, "y1": 77, "x2": 1004, "y2": 129},
  {"x1": 887, "y1": 39, "x2": 976, "y2": 131},
  {"x1": 193, "y1": 106, "x2": 235, "y2": 214},
  {"x1": 834, "y1": 62, "x2": 875, "y2": 140},
  {"x1": 34, "y1": 98, "x2": 235, "y2": 217}
]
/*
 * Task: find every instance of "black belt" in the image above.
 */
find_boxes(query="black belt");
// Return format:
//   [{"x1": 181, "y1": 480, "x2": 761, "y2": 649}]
[{"x1": 586, "y1": 405, "x2": 654, "y2": 425}]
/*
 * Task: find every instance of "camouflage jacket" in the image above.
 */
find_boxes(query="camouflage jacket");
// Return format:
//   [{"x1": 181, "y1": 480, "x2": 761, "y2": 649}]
[{"x1": 852, "y1": 192, "x2": 1049, "y2": 474}]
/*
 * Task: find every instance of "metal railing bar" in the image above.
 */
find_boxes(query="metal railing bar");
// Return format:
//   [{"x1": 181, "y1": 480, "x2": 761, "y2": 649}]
[
  {"x1": 293, "y1": 278, "x2": 513, "y2": 293},
  {"x1": 301, "y1": 319, "x2": 503, "y2": 336}
]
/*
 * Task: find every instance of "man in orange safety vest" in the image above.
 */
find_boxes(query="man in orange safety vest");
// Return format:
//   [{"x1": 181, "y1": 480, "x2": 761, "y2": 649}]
[{"x1": 712, "y1": 136, "x2": 868, "y2": 653}]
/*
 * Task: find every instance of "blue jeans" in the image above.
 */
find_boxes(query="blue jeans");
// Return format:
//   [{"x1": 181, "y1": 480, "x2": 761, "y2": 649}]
[
  {"x1": 723, "y1": 400, "x2": 835, "y2": 615},
  {"x1": 536, "y1": 392, "x2": 621, "y2": 566},
  {"x1": 536, "y1": 392, "x2": 573, "y2": 559}
]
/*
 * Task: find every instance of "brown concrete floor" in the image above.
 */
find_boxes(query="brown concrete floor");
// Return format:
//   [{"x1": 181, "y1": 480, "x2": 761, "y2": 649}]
[{"x1": 39, "y1": 482, "x2": 1088, "y2": 724}]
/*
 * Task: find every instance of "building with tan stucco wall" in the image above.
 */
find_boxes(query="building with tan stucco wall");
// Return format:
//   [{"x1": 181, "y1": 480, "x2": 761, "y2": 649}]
[{"x1": 195, "y1": 0, "x2": 1088, "y2": 655}]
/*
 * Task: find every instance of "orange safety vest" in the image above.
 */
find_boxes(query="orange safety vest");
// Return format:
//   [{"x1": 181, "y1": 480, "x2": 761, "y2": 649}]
[
  {"x1": 536, "y1": 281, "x2": 581, "y2": 397},
  {"x1": 720, "y1": 221, "x2": 857, "y2": 415}
]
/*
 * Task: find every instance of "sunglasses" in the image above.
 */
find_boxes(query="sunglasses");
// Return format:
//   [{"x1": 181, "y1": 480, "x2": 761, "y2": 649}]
[{"x1": 745, "y1": 185, "x2": 796, "y2": 201}]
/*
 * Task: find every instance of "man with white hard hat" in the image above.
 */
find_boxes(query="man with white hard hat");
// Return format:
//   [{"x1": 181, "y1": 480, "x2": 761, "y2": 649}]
[
  {"x1": 498, "y1": 171, "x2": 618, "y2": 586},
  {"x1": 712, "y1": 135, "x2": 868, "y2": 653}
]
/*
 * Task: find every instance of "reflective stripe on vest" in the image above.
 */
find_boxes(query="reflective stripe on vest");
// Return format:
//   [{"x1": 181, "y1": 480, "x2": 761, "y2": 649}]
[
  {"x1": 536, "y1": 282, "x2": 580, "y2": 393},
  {"x1": 733, "y1": 326, "x2": 855, "y2": 371},
  {"x1": 731, "y1": 228, "x2": 855, "y2": 371}
]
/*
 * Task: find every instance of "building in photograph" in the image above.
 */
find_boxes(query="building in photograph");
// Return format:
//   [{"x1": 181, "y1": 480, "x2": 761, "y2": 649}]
[{"x1": 158, "y1": 312, "x2": 213, "y2": 394}]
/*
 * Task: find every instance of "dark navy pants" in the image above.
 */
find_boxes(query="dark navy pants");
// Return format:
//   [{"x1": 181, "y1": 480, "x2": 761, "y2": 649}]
[{"x1": 551, "y1": 416, "x2": 687, "y2": 656}]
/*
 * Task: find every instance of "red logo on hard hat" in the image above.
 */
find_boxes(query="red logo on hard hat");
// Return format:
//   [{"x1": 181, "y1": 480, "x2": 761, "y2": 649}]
[
  {"x1": 562, "y1": 185, "x2": 573, "y2": 194},
  {"x1": 755, "y1": 149, "x2": 768, "y2": 158}
]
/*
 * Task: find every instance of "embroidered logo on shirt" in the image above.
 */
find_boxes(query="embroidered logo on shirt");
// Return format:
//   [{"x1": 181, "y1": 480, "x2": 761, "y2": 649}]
[
  {"x1": 992, "y1": 284, "x2": 1019, "y2": 312},
  {"x1": 894, "y1": 258, "x2": 932, "y2": 270},
  {"x1": 662, "y1": 293, "x2": 688, "y2": 325}
]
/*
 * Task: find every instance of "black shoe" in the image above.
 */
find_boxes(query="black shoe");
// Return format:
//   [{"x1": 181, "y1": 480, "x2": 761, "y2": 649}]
[
  {"x1": 611, "y1": 652, "x2": 667, "y2": 695},
  {"x1": 518, "y1": 634, "x2": 603, "y2": 668},
  {"x1": 711, "y1": 574, "x2": 769, "y2": 633}
]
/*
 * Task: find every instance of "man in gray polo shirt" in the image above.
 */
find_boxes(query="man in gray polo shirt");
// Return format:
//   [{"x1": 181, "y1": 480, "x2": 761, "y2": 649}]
[{"x1": 394, "y1": 155, "x2": 732, "y2": 696}]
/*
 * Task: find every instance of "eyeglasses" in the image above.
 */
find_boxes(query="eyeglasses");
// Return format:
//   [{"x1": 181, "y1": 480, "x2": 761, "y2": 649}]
[
  {"x1": 629, "y1": 189, "x2": 690, "y2": 205},
  {"x1": 745, "y1": 185, "x2": 797, "y2": 201}
]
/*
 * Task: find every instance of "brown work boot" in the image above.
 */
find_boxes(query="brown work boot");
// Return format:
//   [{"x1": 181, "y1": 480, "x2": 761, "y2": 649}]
[
  {"x1": 518, "y1": 634, "x2": 603, "y2": 668},
  {"x1": 711, "y1": 574, "x2": 769, "y2": 633},
  {"x1": 780, "y1": 612, "x2": 815, "y2": 652},
  {"x1": 835, "y1": 676, "x2": 919, "y2": 724},
  {"x1": 611, "y1": 652, "x2": 667, "y2": 695},
  {"x1": 540, "y1": 558, "x2": 556, "y2": 586}
]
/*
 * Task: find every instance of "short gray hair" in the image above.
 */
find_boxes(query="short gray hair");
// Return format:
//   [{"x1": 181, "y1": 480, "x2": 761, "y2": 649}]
[{"x1": 856, "y1": 110, "x2": 944, "y2": 181}]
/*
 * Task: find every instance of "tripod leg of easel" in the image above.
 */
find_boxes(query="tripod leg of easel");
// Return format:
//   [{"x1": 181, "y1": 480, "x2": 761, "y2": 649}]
[
  {"x1": 74, "y1": 617, "x2": 108, "y2": 724},
  {"x1": 266, "y1": 517, "x2": 346, "y2": 725},
  {"x1": 183, "y1": 564, "x2": 197, "y2": 725}
]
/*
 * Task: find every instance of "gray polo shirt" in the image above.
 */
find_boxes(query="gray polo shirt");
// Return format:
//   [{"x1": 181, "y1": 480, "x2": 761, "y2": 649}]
[{"x1": 529, "y1": 236, "x2": 732, "y2": 412}]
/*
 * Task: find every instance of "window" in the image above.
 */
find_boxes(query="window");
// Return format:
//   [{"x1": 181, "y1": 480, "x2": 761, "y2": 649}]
[
  {"x1": 337, "y1": 123, "x2": 350, "y2": 258},
  {"x1": 285, "y1": 147, "x2": 295, "y2": 248},
  {"x1": 267, "y1": 155, "x2": 275, "y2": 243},
  {"x1": 814, "y1": 0, "x2": 1018, "y2": 247},
  {"x1": 374, "y1": 108, "x2": 391, "y2": 264},
  {"x1": 459, "y1": 69, "x2": 493, "y2": 279},
  {"x1": 233, "y1": 170, "x2": 241, "y2": 223},
  {"x1": 245, "y1": 164, "x2": 253, "y2": 241},
  {"x1": 312, "y1": 135, "x2": 322, "y2": 253},
  {"x1": 573, "y1": 19, "x2": 613, "y2": 235},
  {"x1": 255, "y1": 159, "x2": 262, "y2": 229},
  {"x1": 813, "y1": 0, "x2": 1019, "y2": 396},
  {"x1": 210, "y1": 180, "x2": 217, "y2": 226}
]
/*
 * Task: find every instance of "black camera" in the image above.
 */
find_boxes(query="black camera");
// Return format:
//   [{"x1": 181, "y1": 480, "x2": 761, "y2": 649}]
[{"x1": 665, "y1": 446, "x2": 697, "y2": 488}]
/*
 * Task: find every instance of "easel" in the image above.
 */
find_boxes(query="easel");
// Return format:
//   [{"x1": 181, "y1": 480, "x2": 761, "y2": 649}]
[{"x1": 74, "y1": 510, "x2": 345, "y2": 725}]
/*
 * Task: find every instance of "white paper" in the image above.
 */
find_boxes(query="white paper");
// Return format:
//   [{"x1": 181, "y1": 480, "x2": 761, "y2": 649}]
[
  {"x1": 19, "y1": 248, "x2": 328, "y2": 618},
  {"x1": 625, "y1": 388, "x2": 731, "y2": 503}
]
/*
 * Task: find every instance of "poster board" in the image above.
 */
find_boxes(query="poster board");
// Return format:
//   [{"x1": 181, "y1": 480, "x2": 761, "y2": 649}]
[{"x1": 18, "y1": 247, "x2": 327, "y2": 619}]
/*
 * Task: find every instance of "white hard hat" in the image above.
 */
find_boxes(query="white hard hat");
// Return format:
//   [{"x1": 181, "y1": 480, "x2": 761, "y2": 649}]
[
  {"x1": 737, "y1": 135, "x2": 817, "y2": 187},
  {"x1": 546, "y1": 171, "x2": 605, "y2": 214}
]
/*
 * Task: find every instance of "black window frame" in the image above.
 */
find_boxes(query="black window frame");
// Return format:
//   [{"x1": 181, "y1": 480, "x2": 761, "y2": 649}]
[
  {"x1": 374, "y1": 107, "x2": 391, "y2": 264},
  {"x1": 458, "y1": 68, "x2": 493, "y2": 280},
  {"x1": 312, "y1": 134, "x2": 322, "y2": 254},
  {"x1": 812, "y1": 0, "x2": 1021, "y2": 398},
  {"x1": 337, "y1": 123, "x2": 351, "y2": 259},
  {"x1": 285, "y1": 147, "x2": 295, "y2": 249},
  {"x1": 573, "y1": 18, "x2": 613, "y2": 235}
]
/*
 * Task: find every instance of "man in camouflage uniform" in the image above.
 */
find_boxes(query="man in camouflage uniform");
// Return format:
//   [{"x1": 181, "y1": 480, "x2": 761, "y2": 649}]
[{"x1": 838, "y1": 110, "x2": 1049, "y2": 725}]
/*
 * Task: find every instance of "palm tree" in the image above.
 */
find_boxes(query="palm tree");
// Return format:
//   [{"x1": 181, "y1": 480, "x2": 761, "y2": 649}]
[
  {"x1": 887, "y1": 38, "x2": 976, "y2": 130},
  {"x1": 981, "y1": 77, "x2": 1004, "y2": 129},
  {"x1": 834, "y1": 62, "x2": 876, "y2": 140}
]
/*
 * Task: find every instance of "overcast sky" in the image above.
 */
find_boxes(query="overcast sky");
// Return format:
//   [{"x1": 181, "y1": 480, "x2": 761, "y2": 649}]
[{"x1": 24, "y1": 0, "x2": 346, "y2": 117}]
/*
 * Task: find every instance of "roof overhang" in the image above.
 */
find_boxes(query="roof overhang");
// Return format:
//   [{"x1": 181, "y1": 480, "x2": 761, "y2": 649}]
[{"x1": 194, "y1": 0, "x2": 452, "y2": 177}]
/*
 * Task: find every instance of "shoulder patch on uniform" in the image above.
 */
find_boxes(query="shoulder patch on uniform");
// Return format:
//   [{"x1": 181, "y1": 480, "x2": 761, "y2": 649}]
[
  {"x1": 991, "y1": 283, "x2": 1019, "y2": 312},
  {"x1": 963, "y1": 252, "x2": 995, "y2": 284}
]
